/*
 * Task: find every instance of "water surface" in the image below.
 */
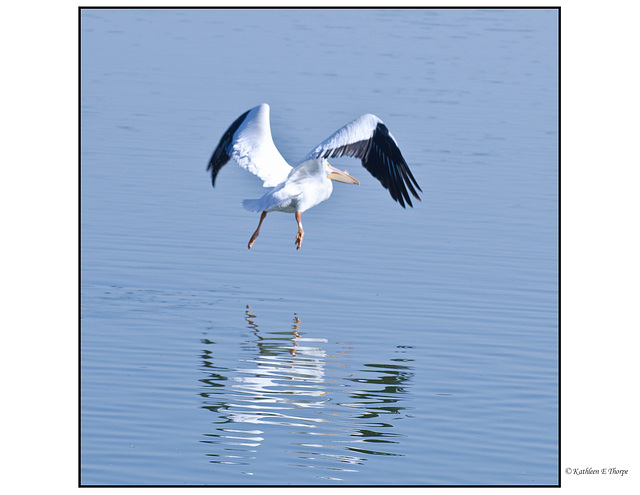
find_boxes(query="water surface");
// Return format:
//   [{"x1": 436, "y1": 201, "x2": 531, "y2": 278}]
[{"x1": 80, "y1": 8, "x2": 558, "y2": 485}]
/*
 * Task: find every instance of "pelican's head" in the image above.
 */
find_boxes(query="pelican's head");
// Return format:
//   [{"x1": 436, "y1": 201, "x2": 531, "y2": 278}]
[{"x1": 326, "y1": 162, "x2": 360, "y2": 185}]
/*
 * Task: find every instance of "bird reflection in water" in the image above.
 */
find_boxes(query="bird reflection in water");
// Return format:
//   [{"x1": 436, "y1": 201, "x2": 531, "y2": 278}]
[
  {"x1": 200, "y1": 306, "x2": 330, "y2": 467},
  {"x1": 199, "y1": 306, "x2": 415, "y2": 479}
]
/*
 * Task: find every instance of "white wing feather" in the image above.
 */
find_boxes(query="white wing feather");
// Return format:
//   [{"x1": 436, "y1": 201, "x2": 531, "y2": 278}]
[
  {"x1": 210, "y1": 104, "x2": 293, "y2": 187},
  {"x1": 298, "y1": 114, "x2": 384, "y2": 164}
]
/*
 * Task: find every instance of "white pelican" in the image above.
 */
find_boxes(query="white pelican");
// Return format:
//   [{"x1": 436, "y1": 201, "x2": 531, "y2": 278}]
[{"x1": 208, "y1": 103, "x2": 421, "y2": 250}]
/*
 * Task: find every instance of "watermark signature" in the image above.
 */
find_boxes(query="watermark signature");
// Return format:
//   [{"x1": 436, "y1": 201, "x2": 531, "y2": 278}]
[{"x1": 565, "y1": 467, "x2": 629, "y2": 476}]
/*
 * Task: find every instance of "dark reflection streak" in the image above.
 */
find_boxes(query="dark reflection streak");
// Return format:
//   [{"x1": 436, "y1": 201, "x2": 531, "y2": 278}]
[
  {"x1": 244, "y1": 305, "x2": 259, "y2": 332},
  {"x1": 363, "y1": 363, "x2": 413, "y2": 370},
  {"x1": 354, "y1": 429, "x2": 403, "y2": 439},
  {"x1": 346, "y1": 446, "x2": 404, "y2": 457},
  {"x1": 342, "y1": 361, "x2": 414, "y2": 421}
]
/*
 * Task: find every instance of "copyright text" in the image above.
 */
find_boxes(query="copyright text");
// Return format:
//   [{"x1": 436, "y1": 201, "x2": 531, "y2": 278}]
[{"x1": 565, "y1": 467, "x2": 628, "y2": 476}]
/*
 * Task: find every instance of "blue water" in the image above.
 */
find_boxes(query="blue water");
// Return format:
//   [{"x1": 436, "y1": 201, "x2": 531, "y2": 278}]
[{"x1": 80, "y1": 8, "x2": 558, "y2": 485}]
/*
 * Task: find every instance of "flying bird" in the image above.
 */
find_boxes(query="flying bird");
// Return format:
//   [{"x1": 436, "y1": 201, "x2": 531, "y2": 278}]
[{"x1": 207, "y1": 103, "x2": 421, "y2": 250}]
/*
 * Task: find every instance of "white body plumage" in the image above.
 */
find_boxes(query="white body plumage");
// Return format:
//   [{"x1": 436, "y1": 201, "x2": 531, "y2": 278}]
[{"x1": 243, "y1": 158, "x2": 334, "y2": 214}]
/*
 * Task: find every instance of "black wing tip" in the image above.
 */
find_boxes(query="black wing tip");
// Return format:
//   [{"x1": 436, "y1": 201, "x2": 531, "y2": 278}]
[
  {"x1": 402, "y1": 185, "x2": 422, "y2": 207},
  {"x1": 385, "y1": 166, "x2": 422, "y2": 208},
  {"x1": 207, "y1": 108, "x2": 251, "y2": 188},
  {"x1": 367, "y1": 124, "x2": 422, "y2": 208},
  {"x1": 207, "y1": 152, "x2": 227, "y2": 188},
  {"x1": 392, "y1": 189, "x2": 413, "y2": 208},
  {"x1": 375, "y1": 121, "x2": 390, "y2": 135},
  {"x1": 207, "y1": 151, "x2": 230, "y2": 188}
]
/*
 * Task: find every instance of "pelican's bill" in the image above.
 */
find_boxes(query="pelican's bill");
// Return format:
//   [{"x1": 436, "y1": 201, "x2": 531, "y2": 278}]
[{"x1": 327, "y1": 164, "x2": 360, "y2": 185}]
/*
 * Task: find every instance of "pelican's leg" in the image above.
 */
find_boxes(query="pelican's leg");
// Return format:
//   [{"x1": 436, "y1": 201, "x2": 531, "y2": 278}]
[
  {"x1": 248, "y1": 211, "x2": 267, "y2": 250},
  {"x1": 295, "y1": 211, "x2": 304, "y2": 251}
]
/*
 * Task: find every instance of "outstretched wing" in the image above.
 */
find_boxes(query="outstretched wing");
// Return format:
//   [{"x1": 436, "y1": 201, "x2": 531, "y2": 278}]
[
  {"x1": 300, "y1": 114, "x2": 422, "y2": 207},
  {"x1": 208, "y1": 103, "x2": 293, "y2": 188}
]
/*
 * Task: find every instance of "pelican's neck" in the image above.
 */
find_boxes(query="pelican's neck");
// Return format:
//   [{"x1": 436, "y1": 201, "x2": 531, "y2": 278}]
[{"x1": 289, "y1": 158, "x2": 329, "y2": 184}]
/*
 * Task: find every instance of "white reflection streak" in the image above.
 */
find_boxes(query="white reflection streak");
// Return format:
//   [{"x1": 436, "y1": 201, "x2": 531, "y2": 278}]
[{"x1": 220, "y1": 308, "x2": 328, "y2": 447}]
